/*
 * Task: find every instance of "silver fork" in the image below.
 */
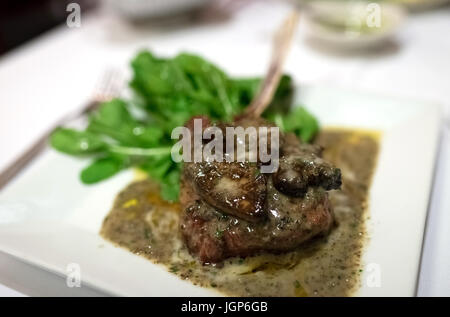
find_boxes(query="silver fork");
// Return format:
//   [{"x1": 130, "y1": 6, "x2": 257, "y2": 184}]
[{"x1": 0, "y1": 69, "x2": 124, "y2": 190}]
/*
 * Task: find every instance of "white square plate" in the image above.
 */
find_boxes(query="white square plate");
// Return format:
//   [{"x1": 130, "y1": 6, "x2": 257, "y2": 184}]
[{"x1": 0, "y1": 85, "x2": 441, "y2": 296}]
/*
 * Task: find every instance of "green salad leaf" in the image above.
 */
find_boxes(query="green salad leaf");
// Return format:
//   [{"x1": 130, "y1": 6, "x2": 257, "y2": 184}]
[
  {"x1": 80, "y1": 156, "x2": 125, "y2": 184},
  {"x1": 50, "y1": 128, "x2": 107, "y2": 155},
  {"x1": 50, "y1": 50, "x2": 319, "y2": 201},
  {"x1": 266, "y1": 106, "x2": 319, "y2": 143}
]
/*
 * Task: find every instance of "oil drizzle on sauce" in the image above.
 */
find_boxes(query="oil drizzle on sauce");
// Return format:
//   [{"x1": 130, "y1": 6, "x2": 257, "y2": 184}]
[{"x1": 100, "y1": 129, "x2": 380, "y2": 296}]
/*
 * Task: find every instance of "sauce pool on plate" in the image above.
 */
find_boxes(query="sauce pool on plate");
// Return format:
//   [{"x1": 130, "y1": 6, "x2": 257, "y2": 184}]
[{"x1": 100, "y1": 128, "x2": 380, "y2": 296}]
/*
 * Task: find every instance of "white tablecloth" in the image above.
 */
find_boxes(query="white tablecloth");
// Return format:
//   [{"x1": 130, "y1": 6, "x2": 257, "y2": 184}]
[{"x1": 0, "y1": 1, "x2": 449, "y2": 296}]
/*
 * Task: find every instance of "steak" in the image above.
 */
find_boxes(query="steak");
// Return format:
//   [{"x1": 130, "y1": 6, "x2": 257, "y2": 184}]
[{"x1": 180, "y1": 117, "x2": 341, "y2": 263}]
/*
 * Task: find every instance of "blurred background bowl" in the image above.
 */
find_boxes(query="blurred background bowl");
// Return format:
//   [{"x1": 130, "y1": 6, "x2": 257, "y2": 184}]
[
  {"x1": 302, "y1": 0, "x2": 407, "y2": 50},
  {"x1": 107, "y1": 0, "x2": 211, "y2": 19}
]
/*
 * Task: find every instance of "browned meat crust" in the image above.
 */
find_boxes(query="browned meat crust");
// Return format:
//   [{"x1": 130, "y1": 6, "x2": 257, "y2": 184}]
[
  {"x1": 273, "y1": 136, "x2": 341, "y2": 197},
  {"x1": 180, "y1": 118, "x2": 341, "y2": 263},
  {"x1": 181, "y1": 178, "x2": 334, "y2": 263}
]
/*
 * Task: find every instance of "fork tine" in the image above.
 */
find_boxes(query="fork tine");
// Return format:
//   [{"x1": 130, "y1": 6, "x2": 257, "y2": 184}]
[
  {"x1": 93, "y1": 69, "x2": 124, "y2": 102},
  {"x1": 83, "y1": 69, "x2": 124, "y2": 114}
]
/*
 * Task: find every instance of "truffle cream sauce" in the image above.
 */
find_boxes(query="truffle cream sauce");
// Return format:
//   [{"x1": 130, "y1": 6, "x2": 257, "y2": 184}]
[{"x1": 100, "y1": 129, "x2": 380, "y2": 296}]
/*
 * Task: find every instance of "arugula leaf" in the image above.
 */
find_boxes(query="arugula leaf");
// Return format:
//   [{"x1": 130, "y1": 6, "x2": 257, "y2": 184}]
[
  {"x1": 80, "y1": 156, "x2": 125, "y2": 184},
  {"x1": 160, "y1": 168, "x2": 181, "y2": 202},
  {"x1": 49, "y1": 50, "x2": 320, "y2": 201},
  {"x1": 283, "y1": 106, "x2": 319, "y2": 142},
  {"x1": 50, "y1": 128, "x2": 106, "y2": 155},
  {"x1": 91, "y1": 98, "x2": 134, "y2": 126},
  {"x1": 265, "y1": 106, "x2": 319, "y2": 143},
  {"x1": 87, "y1": 98, "x2": 164, "y2": 147},
  {"x1": 139, "y1": 154, "x2": 174, "y2": 181}
]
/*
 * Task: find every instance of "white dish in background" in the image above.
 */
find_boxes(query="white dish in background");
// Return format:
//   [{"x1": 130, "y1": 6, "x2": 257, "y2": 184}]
[
  {"x1": 107, "y1": 0, "x2": 210, "y2": 20},
  {"x1": 0, "y1": 85, "x2": 441, "y2": 296},
  {"x1": 302, "y1": 0, "x2": 407, "y2": 50}
]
